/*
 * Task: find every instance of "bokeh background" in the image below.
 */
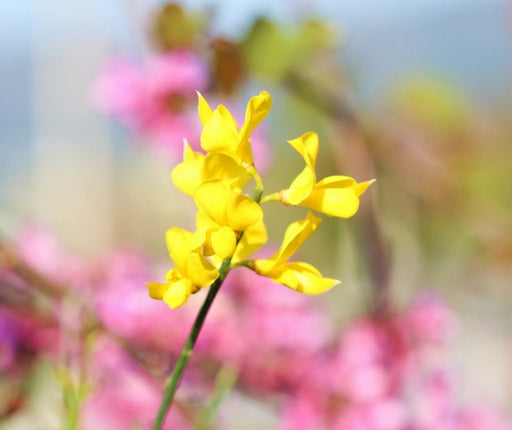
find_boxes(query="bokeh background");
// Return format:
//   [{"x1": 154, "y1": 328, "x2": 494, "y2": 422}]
[{"x1": 1, "y1": 0, "x2": 512, "y2": 428}]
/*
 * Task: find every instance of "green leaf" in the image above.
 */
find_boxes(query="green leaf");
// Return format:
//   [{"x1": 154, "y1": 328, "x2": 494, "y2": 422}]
[
  {"x1": 152, "y1": 3, "x2": 204, "y2": 50},
  {"x1": 241, "y1": 17, "x2": 337, "y2": 80}
]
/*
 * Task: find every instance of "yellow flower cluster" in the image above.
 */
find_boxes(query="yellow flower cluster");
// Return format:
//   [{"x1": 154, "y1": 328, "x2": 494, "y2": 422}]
[{"x1": 147, "y1": 91, "x2": 374, "y2": 308}]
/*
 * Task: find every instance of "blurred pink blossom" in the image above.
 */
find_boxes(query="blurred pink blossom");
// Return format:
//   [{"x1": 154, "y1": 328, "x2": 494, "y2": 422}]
[
  {"x1": 278, "y1": 295, "x2": 511, "y2": 430},
  {"x1": 81, "y1": 337, "x2": 188, "y2": 430},
  {"x1": 93, "y1": 250, "x2": 195, "y2": 354},
  {"x1": 0, "y1": 309, "x2": 57, "y2": 374},
  {"x1": 14, "y1": 223, "x2": 89, "y2": 287},
  {"x1": 216, "y1": 267, "x2": 332, "y2": 391},
  {"x1": 399, "y1": 292, "x2": 457, "y2": 345},
  {"x1": 3, "y1": 226, "x2": 511, "y2": 430},
  {"x1": 91, "y1": 51, "x2": 209, "y2": 160}
]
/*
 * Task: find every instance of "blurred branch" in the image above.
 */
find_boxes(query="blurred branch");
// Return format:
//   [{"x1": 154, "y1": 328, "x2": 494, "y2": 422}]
[
  {"x1": 284, "y1": 71, "x2": 361, "y2": 129},
  {"x1": 0, "y1": 242, "x2": 66, "y2": 299}
]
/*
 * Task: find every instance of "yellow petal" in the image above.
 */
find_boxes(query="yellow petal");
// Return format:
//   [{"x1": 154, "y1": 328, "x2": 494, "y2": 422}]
[
  {"x1": 226, "y1": 192, "x2": 264, "y2": 232},
  {"x1": 196, "y1": 209, "x2": 220, "y2": 232},
  {"x1": 201, "y1": 153, "x2": 251, "y2": 191},
  {"x1": 302, "y1": 176, "x2": 374, "y2": 218},
  {"x1": 288, "y1": 132, "x2": 319, "y2": 170},
  {"x1": 268, "y1": 211, "x2": 321, "y2": 268},
  {"x1": 354, "y1": 179, "x2": 376, "y2": 197},
  {"x1": 146, "y1": 282, "x2": 168, "y2": 300},
  {"x1": 313, "y1": 175, "x2": 356, "y2": 189},
  {"x1": 185, "y1": 252, "x2": 219, "y2": 287},
  {"x1": 166, "y1": 227, "x2": 196, "y2": 274},
  {"x1": 210, "y1": 226, "x2": 237, "y2": 259},
  {"x1": 197, "y1": 92, "x2": 213, "y2": 126},
  {"x1": 240, "y1": 91, "x2": 272, "y2": 140},
  {"x1": 171, "y1": 141, "x2": 205, "y2": 196},
  {"x1": 200, "y1": 106, "x2": 239, "y2": 156},
  {"x1": 194, "y1": 179, "x2": 262, "y2": 232},
  {"x1": 194, "y1": 180, "x2": 230, "y2": 226},
  {"x1": 262, "y1": 261, "x2": 340, "y2": 295},
  {"x1": 163, "y1": 278, "x2": 192, "y2": 309},
  {"x1": 281, "y1": 132, "x2": 319, "y2": 204},
  {"x1": 282, "y1": 166, "x2": 316, "y2": 205},
  {"x1": 237, "y1": 91, "x2": 273, "y2": 165},
  {"x1": 303, "y1": 186, "x2": 360, "y2": 218},
  {"x1": 233, "y1": 219, "x2": 268, "y2": 262}
]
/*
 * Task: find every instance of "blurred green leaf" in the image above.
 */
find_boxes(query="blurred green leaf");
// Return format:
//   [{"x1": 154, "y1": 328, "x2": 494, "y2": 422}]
[
  {"x1": 152, "y1": 3, "x2": 204, "y2": 50},
  {"x1": 388, "y1": 75, "x2": 470, "y2": 134},
  {"x1": 241, "y1": 17, "x2": 337, "y2": 80}
]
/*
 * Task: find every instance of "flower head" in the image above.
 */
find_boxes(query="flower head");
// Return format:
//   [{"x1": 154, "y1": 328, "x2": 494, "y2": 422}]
[
  {"x1": 198, "y1": 91, "x2": 272, "y2": 168},
  {"x1": 146, "y1": 227, "x2": 218, "y2": 308},
  {"x1": 253, "y1": 211, "x2": 340, "y2": 294},
  {"x1": 194, "y1": 179, "x2": 265, "y2": 259},
  {"x1": 265, "y1": 131, "x2": 374, "y2": 218},
  {"x1": 171, "y1": 142, "x2": 251, "y2": 197},
  {"x1": 149, "y1": 91, "x2": 373, "y2": 309}
]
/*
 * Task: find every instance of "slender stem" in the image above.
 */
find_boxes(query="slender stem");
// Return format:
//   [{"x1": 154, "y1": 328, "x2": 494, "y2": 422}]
[
  {"x1": 251, "y1": 186, "x2": 264, "y2": 203},
  {"x1": 259, "y1": 192, "x2": 280, "y2": 205},
  {"x1": 152, "y1": 258, "x2": 232, "y2": 430}
]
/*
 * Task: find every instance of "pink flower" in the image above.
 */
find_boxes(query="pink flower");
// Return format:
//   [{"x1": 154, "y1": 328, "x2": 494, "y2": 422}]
[
  {"x1": 93, "y1": 250, "x2": 195, "y2": 354},
  {"x1": 14, "y1": 223, "x2": 88, "y2": 287},
  {"x1": 91, "y1": 50, "x2": 209, "y2": 160},
  {"x1": 147, "y1": 51, "x2": 208, "y2": 96},
  {"x1": 457, "y1": 407, "x2": 512, "y2": 430},
  {"x1": 399, "y1": 292, "x2": 456, "y2": 345},
  {"x1": 81, "y1": 337, "x2": 189, "y2": 430},
  {"x1": 276, "y1": 293, "x2": 512, "y2": 430},
  {"x1": 0, "y1": 309, "x2": 57, "y2": 373},
  {"x1": 279, "y1": 397, "x2": 326, "y2": 430},
  {"x1": 218, "y1": 267, "x2": 333, "y2": 391},
  {"x1": 364, "y1": 399, "x2": 407, "y2": 430},
  {"x1": 91, "y1": 56, "x2": 147, "y2": 124}
]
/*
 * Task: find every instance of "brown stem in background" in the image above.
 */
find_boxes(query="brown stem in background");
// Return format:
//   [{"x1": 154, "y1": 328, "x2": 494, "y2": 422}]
[
  {"x1": 0, "y1": 243, "x2": 66, "y2": 299},
  {"x1": 284, "y1": 71, "x2": 392, "y2": 315}
]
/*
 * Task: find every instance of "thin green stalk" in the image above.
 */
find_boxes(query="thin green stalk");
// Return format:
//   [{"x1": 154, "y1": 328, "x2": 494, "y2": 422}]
[
  {"x1": 152, "y1": 258, "x2": 232, "y2": 430},
  {"x1": 194, "y1": 366, "x2": 238, "y2": 430}
]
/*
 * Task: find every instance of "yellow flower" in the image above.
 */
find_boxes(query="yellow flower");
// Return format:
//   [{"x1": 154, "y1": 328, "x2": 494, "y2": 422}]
[
  {"x1": 252, "y1": 211, "x2": 340, "y2": 294},
  {"x1": 171, "y1": 141, "x2": 205, "y2": 196},
  {"x1": 265, "y1": 132, "x2": 374, "y2": 218},
  {"x1": 172, "y1": 142, "x2": 251, "y2": 197},
  {"x1": 146, "y1": 227, "x2": 218, "y2": 308},
  {"x1": 233, "y1": 219, "x2": 267, "y2": 263},
  {"x1": 198, "y1": 91, "x2": 272, "y2": 167},
  {"x1": 194, "y1": 179, "x2": 265, "y2": 259}
]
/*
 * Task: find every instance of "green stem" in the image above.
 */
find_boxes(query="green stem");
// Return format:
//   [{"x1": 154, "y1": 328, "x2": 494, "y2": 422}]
[
  {"x1": 251, "y1": 186, "x2": 264, "y2": 203},
  {"x1": 152, "y1": 258, "x2": 232, "y2": 430}
]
